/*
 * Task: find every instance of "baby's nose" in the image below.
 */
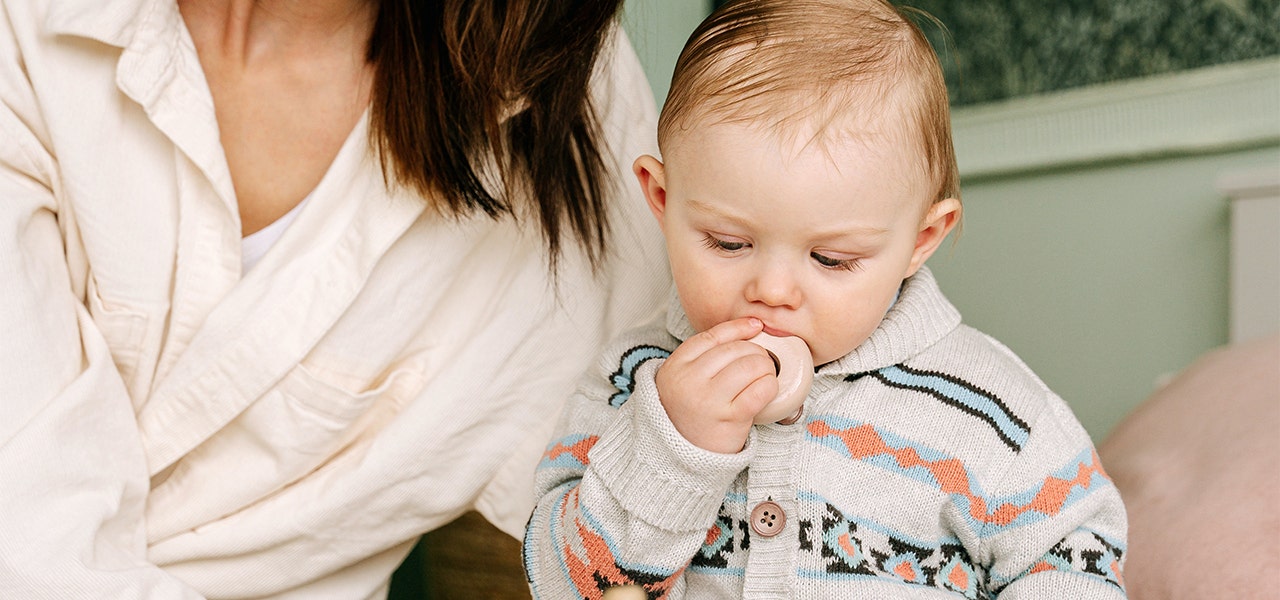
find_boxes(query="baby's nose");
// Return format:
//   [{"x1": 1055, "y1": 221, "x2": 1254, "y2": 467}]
[{"x1": 746, "y1": 262, "x2": 801, "y2": 308}]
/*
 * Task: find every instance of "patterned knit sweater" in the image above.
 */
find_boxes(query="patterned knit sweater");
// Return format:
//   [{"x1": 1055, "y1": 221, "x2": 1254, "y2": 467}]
[{"x1": 524, "y1": 268, "x2": 1127, "y2": 599}]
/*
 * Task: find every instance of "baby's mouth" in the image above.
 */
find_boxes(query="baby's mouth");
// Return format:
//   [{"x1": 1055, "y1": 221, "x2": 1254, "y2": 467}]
[{"x1": 761, "y1": 324, "x2": 800, "y2": 341}]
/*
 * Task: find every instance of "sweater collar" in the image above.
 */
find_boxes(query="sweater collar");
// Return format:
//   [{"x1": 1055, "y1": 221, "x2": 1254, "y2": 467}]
[{"x1": 664, "y1": 266, "x2": 962, "y2": 378}]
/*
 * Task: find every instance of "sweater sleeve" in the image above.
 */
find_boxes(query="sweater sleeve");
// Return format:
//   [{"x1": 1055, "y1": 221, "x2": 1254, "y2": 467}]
[
  {"x1": 524, "y1": 331, "x2": 754, "y2": 599},
  {"x1": 978, "y1": 395, "x2": 1129, "y2": 599}
]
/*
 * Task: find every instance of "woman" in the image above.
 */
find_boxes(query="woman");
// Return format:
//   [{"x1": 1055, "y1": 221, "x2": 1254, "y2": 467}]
[{"x1": 0, "y1": 0, "x2": 668, "y2": 597}]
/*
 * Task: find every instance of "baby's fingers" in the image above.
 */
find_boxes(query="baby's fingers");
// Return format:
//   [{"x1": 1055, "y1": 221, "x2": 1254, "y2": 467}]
[
  {"x1": 671, "y1": 318, "x2": 764, "y2": 363},
  {"x1": 725, "y1": 358, "x2": 780, "y2": 418},
  {"x1": 711, "y1": 351, "x2": 778, "y2": 413}
]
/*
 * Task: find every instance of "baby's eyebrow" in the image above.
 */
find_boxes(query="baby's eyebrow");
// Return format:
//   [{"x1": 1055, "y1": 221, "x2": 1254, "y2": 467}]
[
  {"x1": 685, "y1": 197, "x2": 892, "y2": 243},
  {"x1": 685, "y1": 198, "x2": 751, "y2": 227},
  {"x1": 814, "y1": 225, "x2": 890, "y2": 241}
]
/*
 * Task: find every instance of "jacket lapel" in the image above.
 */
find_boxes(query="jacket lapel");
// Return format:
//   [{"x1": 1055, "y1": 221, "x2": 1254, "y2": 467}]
[{"x1": 137, "y1": 116, "x2": 425, "y2": 476}]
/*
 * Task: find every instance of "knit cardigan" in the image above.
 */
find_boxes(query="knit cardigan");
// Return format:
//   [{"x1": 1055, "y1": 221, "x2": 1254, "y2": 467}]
[{"x1": 524, "y1": 268, "x2": 1127, "y2": 599}]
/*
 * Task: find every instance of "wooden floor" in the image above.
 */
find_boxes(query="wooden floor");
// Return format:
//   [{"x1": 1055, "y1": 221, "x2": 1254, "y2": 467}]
[{"x1": 388, "y1": 511, "x2": 533, "y2": 599}]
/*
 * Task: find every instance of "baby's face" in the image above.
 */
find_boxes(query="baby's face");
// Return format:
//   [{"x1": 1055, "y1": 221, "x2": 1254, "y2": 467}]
[{"x1": 651, "y1": 120, "x2": 935, "y2": 365}]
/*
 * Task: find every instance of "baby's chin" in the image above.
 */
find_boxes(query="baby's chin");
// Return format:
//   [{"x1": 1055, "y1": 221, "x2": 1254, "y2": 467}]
[
  {"x1": 810, "y1": 349, "x2": 847, "y2": 367},
  {"x1": 810, "y1": 336, "x2": 875, "y2": 367}
]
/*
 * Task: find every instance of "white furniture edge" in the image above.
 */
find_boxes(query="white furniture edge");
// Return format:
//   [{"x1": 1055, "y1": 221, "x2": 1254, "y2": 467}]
[
  {"x1": 1221, "y1": 168, "x2": 1280, "y2": 344},
  {"x1": 952, "y1": 57, "x2": 1280, "y2": 180}
]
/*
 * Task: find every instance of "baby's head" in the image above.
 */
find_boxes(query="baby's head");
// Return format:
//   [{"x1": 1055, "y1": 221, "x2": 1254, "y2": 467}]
[
  {"x1": 658, "y1": 0, "x2": 958, "y2": 205},
  {"x1": 635, "y1": 0, "x2": 962, "y2": 364}
]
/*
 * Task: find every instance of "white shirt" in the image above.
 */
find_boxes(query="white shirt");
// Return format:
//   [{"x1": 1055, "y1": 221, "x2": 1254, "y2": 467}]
[
  {"x1": 0, "y1": 0, "x2": 669, "y2": 597},
  {"x1": 241, "y1": 193, "x2": 309, "y2": 274}
]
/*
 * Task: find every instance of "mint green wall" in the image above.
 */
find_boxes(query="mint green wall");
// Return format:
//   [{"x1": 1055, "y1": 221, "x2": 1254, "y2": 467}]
[
  {"x1": 926, "y1": 145, "x2": 1279, "y2": 441},
  {"x1": 621, "y1": 0, "x2": 712, "y2": 107}
]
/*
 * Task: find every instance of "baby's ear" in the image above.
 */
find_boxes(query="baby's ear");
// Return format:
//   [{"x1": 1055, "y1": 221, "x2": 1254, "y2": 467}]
[
  {"x1": 632, "y1": 155, "x2": 668, "y2": 227},
  {"x1": 907, "y1": 198, "x2": 961, "y2": 277}
]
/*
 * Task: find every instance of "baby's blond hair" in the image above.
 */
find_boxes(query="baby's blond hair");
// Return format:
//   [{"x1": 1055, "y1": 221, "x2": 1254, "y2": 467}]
[{"x1": 658, "y1": 0, "x2": 959, "y2": 205}]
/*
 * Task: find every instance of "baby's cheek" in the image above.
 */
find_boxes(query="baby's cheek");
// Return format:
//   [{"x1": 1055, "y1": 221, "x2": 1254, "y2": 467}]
[
  {"x1": 676, "y1": 288, "x2": 733, "y2": 334},
  {"x1": 684, "y1": 309, "x2": 724, "y2": 335},
  {"x1": 813, "y1": 316, "x2": 881, "y2": 364}
]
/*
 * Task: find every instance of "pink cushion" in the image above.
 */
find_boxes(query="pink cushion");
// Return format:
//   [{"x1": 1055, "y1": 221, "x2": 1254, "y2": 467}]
[{"x1": 1098, "y1": 334, "x2": 1279, "y2": 599}]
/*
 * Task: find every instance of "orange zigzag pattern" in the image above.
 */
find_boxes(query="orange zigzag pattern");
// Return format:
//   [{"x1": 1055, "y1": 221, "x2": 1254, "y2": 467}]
[
  {"x1": 543, "y1": 435, "x2": 599, "y2": 466},
  {"x1": 807, "y1": 421, "x2": 1111, "y2": 527}
]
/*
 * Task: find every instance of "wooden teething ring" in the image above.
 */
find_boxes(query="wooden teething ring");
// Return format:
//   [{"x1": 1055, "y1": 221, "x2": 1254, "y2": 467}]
[{"x1": 746, "y1": 332, "x2": 814, "y2": 424}]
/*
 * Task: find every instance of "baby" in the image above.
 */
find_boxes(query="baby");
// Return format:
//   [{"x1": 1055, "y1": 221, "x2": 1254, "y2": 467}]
[{"x1": 525, "y1": 0, "x2": 1127, "y2": 597}]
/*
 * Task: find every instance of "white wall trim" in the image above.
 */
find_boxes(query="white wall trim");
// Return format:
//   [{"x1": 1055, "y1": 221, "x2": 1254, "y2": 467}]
[
  {"x1": 1221, "y1": 168, "x2": 1280, "y2": 344},
  {"x1": 952, "y1": 57, "x2": 1280, "y2": 180}
]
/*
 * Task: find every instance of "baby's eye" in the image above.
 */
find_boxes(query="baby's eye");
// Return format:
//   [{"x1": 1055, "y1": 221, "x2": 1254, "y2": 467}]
[
  {"x1": 702, "y1": 234, "x2": 747, "y2": 252},
  {"x1": 717, "y1": 240, "x2": 746, "y2": 251},
  {"x1": 811, "y1": 252, "x2": 861, "y2": 272}
]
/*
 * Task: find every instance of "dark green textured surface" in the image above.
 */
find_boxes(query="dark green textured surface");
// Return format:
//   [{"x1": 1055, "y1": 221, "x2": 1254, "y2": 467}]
[
  {"x1": 901, "y1": 0, "x2": 1280, "y2": 104},
  {"x1": 713, "y1": 0, "x2": 1280, "y2": 105}
]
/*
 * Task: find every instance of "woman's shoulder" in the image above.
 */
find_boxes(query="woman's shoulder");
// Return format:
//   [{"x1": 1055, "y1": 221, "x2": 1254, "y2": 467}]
[{"x1": 590, "y1": 26, "x2": 659, "y2": 141}]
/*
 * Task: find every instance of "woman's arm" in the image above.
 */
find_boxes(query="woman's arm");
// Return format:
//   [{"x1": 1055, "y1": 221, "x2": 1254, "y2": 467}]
[{"x1": 0, "y1": 9, "x2": 201, "y2": 597}]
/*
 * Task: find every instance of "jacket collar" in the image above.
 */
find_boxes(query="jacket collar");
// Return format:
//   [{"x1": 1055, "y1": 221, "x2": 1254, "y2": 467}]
[
  {"x1": 51, "y1": 0, "x2": 239, "y2": 227},
  {"x1": 45, "y1": 0, "x2": 170, "y2": 48},
  {"x1": 665, "y1": 266, "x2": 962, "y2": 378}
]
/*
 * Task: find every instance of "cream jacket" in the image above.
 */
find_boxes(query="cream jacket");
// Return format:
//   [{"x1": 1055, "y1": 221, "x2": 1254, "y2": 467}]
[{"x1": 0, "y1": 0, "x2": 669, "y2": 598}]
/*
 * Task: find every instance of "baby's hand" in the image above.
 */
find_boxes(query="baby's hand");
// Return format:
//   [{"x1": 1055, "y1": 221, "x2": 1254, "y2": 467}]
[{"x1": 655, "y1": 318, "x2": 779, "y2": 454}]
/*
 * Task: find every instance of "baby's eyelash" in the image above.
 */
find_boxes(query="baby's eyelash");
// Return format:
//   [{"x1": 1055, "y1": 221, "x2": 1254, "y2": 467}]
[
  {"x1": 811, "y1": 252, "x2": 862, "y2": 272},
  {"x1": 702, "y1": 234, "x2": 747, "y2": 252}
]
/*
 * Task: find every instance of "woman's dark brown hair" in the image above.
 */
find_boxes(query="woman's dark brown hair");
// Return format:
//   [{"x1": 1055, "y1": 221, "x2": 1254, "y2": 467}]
[{"x1": 368, "y1": 0, "x2": 626, "y2": 270}]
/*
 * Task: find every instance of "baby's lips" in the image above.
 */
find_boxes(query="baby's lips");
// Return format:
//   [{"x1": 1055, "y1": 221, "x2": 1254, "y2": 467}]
[{"x1": 760, "y1": 323, "x2": 794, "y2": 338}]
